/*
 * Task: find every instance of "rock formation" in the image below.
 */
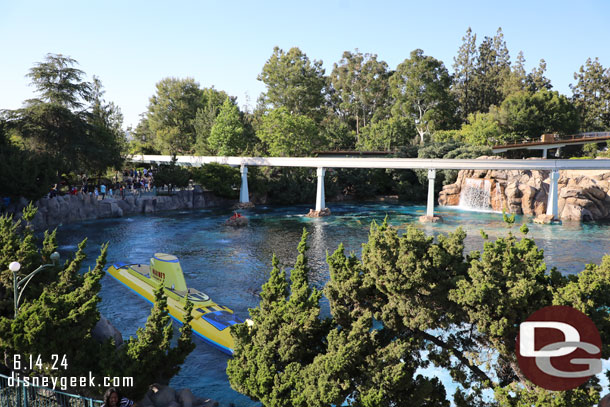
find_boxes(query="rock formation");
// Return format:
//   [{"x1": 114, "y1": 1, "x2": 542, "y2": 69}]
[
  {"x1": 438, "y1": 157, "x2": 610, "y2": 221},
  {"x1": 3, "y1": 187, "x2": 233, "y2": 231}
]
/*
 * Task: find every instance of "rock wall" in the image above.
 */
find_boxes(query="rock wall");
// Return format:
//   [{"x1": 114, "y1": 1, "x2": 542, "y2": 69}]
[
  {"x1": 438, "y1": 157, "x2": 610, "y2": 221},
  {"x1": 4, "y1": 187, "x2": 234, "y2": 230}
]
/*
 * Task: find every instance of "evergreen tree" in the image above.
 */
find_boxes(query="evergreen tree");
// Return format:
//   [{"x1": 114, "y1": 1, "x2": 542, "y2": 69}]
[
  {"x1": 571, "y1": 57, "x2": 610, "y2": 131},
  {"x1": 208, "y1": 98, "x2": 246, "y2": 155},
  {"x1": 229, "y1": 220, "x2": 610, "y2": 406},
  {"x1": 0, "y1": 207, "x2": 194, "y2": 399},
  {"x1": 452, "y1": 27, "x2": 478, "y2": 121}
]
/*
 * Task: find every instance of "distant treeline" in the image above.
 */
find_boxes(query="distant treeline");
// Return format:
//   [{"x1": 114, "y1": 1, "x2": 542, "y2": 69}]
[{"x1": 1, "y1": 27, "x2": 609, "y2": 202}]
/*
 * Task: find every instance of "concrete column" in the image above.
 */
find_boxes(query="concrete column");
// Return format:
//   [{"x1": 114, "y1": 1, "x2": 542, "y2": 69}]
[
  {"x1": 426, "y1": 169, "x2": 436, "y2": 217},
  {"x1": 315, "y1": 167, "x2": 326, "y2": 211},
  {"x1": 239, "y1": 165, "x2": 249, "y2": 203},
  {"x1": 546, "y1": 169, "x2": 560, "y2": 219},
  {"x1": 542, "y1": 148, "x2": 548, "y2": 159}
]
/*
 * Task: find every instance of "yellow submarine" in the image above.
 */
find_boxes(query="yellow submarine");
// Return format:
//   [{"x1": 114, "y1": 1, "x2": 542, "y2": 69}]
[{"x1": 107, "y1": 253, "x2": 241, "y2": 355}]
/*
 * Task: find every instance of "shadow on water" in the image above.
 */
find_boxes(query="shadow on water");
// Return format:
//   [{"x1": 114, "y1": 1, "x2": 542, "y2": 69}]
[{"x1": 53, "y1": 202, "x2": 610, "y2": 405}]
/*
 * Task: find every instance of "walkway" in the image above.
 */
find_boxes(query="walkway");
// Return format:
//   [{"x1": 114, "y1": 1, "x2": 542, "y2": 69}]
[
  {"x1": 493, "y1": 132, "x2": 610, "y2": 157},
  {"x1": 129, "y1": 155, "x2": 610, "y2": 221}
]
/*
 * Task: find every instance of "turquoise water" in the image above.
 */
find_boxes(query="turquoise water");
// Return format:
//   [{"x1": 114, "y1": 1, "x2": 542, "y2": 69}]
[{"x1": 54, "y1": 203, "x2": 610, "y2": 406}]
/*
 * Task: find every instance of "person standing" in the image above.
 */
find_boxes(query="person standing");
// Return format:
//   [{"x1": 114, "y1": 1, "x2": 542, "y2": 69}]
[{"x1": 100, "y1": 183, "x2": 107, "y2": 200}]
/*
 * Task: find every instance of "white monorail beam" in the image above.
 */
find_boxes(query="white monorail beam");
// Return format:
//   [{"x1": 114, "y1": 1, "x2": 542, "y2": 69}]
[{"x1": 130, "y1": 155, "x2": 610, "y2": 171}]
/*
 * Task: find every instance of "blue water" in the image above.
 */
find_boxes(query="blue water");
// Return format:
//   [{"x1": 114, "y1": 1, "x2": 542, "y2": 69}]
[{"x1": 54, "y1": 203, "x2": 610, "y2": 406}]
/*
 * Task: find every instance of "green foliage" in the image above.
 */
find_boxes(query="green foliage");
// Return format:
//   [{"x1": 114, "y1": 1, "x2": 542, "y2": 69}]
[
  {"x1": 356, "y1": 116, "x2": 416, "y2": 151},
  {"x1": 143, "y1": 77, "x2": 205, "y2": 154},
  {"x1": 258, "y1": 47, "x2": 326, "y2": 118},
  {"x1": 190, "y1": 163, "x2": 240, "y2": 199},
  {"x1": 257, "y1": 107, "x2": 324, "y2": 156},
  {"x1": 118, "y1": 286, "x2": 195, "y2": 398},
  {"x1": 25, "y1": 53, "x2": 92, "y2": 109},
  {"x1": 2, "y1": 54, "x2": 124, "y2": 180},
  {"x1": 329, "y1": 50, "x2": 391, "y2": 136},
  {"x1": 193, "y1": 87, "x2": 232, "y2": 154},
  {"x1": 494, "y1": 89, "x2": 579, "y2": 140},
  {"x1": 571, "y1": 57, "x2": 610, "y2": 132},
  {"x1": 231, "y1": 220, "x2": 610, "y2": 406},
  {"x1": 208, "y1": 98, "x2": 246, "y2": 155},
  {"x1": 390, "y1": 49, "x2": 456, "y2": 143},
  {"x1": 152, "y1": 156, "x2": 191, "y2": 189},
  {"x1": 0, "y1": 207, "x2": 194, "y2": 399}
]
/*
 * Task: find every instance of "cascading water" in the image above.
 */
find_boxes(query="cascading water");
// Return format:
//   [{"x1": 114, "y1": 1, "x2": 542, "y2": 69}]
[{"x1": 458, "y1": 178, "x2": 492, "y2": 211}]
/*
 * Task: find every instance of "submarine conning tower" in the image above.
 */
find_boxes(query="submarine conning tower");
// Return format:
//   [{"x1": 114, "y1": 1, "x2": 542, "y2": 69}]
[{"x1": 150, "y1": 253, "x2": 188, "y2": 292}]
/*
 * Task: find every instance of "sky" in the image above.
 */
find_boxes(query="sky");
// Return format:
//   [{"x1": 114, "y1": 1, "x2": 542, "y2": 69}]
[{"x1": 1, "y1": 0, "x2": 609, "y2": 130}]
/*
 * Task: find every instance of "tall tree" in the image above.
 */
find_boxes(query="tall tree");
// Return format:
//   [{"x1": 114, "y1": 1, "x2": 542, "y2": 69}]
[
  {"x1": 390, "y1": 49, "x2": 455, "y2": 144},
  {"x1": 452, "y1": 27, "x2": 478, "y2": 121},
  {"x1": 25, "y1": 53, "x2": 92, "y2": 109},
  {"x1": 258, "y1": 47, "x2": 326, "y2": 118},
  {"x1": 193, "y1": 87, "x2": 231, "y2": 154},
  {"x1": 143, "y1": 77, "x2": 204, "y2": 154},
  {"x1": 526, "y1": 59, "x2": 553, "y2": 93},
  {"x1": 471, "y1": 28, "x2": 512, "y2": 113},
  {"x1": 3, "y1": 54, "x2": 123, "y2": 176},
  {"x1": 208, "y1": 98, "x2": 246, "y2": 155},
  {"x1": 329, "y1": 50, "x2": 391, "y2": 138},
  {"x1": 257, "y1": 107, "x2": 324, "y2": 156},
  {"x1": 571, "y1": 57, "x2": 610, "y2": 131}
]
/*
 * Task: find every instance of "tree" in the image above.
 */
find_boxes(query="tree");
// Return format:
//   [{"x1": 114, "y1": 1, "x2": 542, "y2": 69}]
[
  {"x1": 258, "y1": 47, "x2": 326, "y2": 118},
  {"x1": 356, "y1": 116, "x2": 416, "y2": 151},
  {"x1": 329, "y1": 50, "x2": 391, "y2": 138},
  {"x1": 390, "y1": 49, "x2": 455, "y2": 144},
  {"x1": 494, "y1": 89, "x2": 579, "y2": 139},
  {"x1": 227, "y1": 229, "x2": 331, "y2": 407},
  {"x1": 143, "y1": 77, "x2": 204, "y2": 154},
  {"x1": 208, "y1": 98, "x2": 246, "y2": 155},
  {"x1": 118, "y1": 286, "x2": 195, "y2": 398},
  {"x1": 152, "y1": 156, "x2": 191, "y2": 191},
  {"x1": 0, "y1": 206, "x2": 195, "y2": 399},
  {"x1": 193, "y1": 87, "x2": 232, "y2": 154},
  {"x1": 229, "y1": 220, "x2": 610, "y2": 406},
  {"x1": 471, "y1": 28, "x2": 511, "y2": 113},
  {"x1": 452, "y1": 27, "x2": 478, "y2": 121},
  {"x1": 571, "y1": 57, "x2": 610, "y2": 131},
  {"x1": 2, "y1": 54, "x2": 124, "y2": 176},
  {"x1": 257, "y1": 107, "x2": 324, "y2": 156},
  {"x1": 526, "y1": 59, "x2": 553, "y2": 93},
  {"x1": 25, "y1": 53, "x2": 92, "y2": 109}
]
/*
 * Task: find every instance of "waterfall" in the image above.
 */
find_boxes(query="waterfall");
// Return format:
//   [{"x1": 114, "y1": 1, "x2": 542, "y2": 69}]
[{"x1": 459, "y1": 178, "x2": 492, "y2": 211}]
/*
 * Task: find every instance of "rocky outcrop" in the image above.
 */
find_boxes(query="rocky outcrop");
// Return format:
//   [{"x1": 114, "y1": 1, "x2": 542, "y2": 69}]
[
  {"x1": 4, "y1": 187, "x2": 234, "y2": 231},
  {"x1": 438, "y1": 157, "x2": 610, "y2": 222},
  {"x1": 306, "y1": 208, "x2": 331, "y2": 217}
]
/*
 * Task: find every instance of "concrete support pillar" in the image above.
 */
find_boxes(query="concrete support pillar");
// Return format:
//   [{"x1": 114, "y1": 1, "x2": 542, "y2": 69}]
[
  {"x1": 315, "y1": 167, "x2": 326, "y2": 211},
  {"x1": 240, "y1": 165, "x2": 249, "y2": 203},
  {"x1": 546, "y1": 169, "x2": 560, "y2": 219},
  {"x1": 426, "y1": 169, "x2": 436, "y2": 217},
  {"x1": 542, "y1": 148, "x2": 548, "y2": 159}
]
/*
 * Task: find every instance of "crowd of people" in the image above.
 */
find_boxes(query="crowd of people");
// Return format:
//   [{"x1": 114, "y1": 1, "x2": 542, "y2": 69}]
[{"x1": 49, "y1": 168, "x2": 157, "y2": 200}]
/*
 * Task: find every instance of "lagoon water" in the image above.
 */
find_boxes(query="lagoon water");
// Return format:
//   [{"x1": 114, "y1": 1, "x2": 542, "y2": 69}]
[{"x1": 55, "y1": 203, "x2": 610, "y2": 406}]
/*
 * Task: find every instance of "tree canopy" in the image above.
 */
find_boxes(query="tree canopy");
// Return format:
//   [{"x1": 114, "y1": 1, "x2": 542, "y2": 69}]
[{"x1": 228, "y1": 221, "x2": 610, "y2": 406}]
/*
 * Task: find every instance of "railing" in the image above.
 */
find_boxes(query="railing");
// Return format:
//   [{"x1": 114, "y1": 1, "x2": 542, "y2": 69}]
[
  {"x1": 0, "y1": 373, "x2": 102, "y2": 407},
  {"x1": 494, "y1": 132, "x2": 610, "y2": 149}
]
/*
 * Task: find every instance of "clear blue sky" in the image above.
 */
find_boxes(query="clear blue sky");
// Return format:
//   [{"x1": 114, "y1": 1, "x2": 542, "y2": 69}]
[{"x1": 1, "y1": 0, "x2": 609, "y2": 130}]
